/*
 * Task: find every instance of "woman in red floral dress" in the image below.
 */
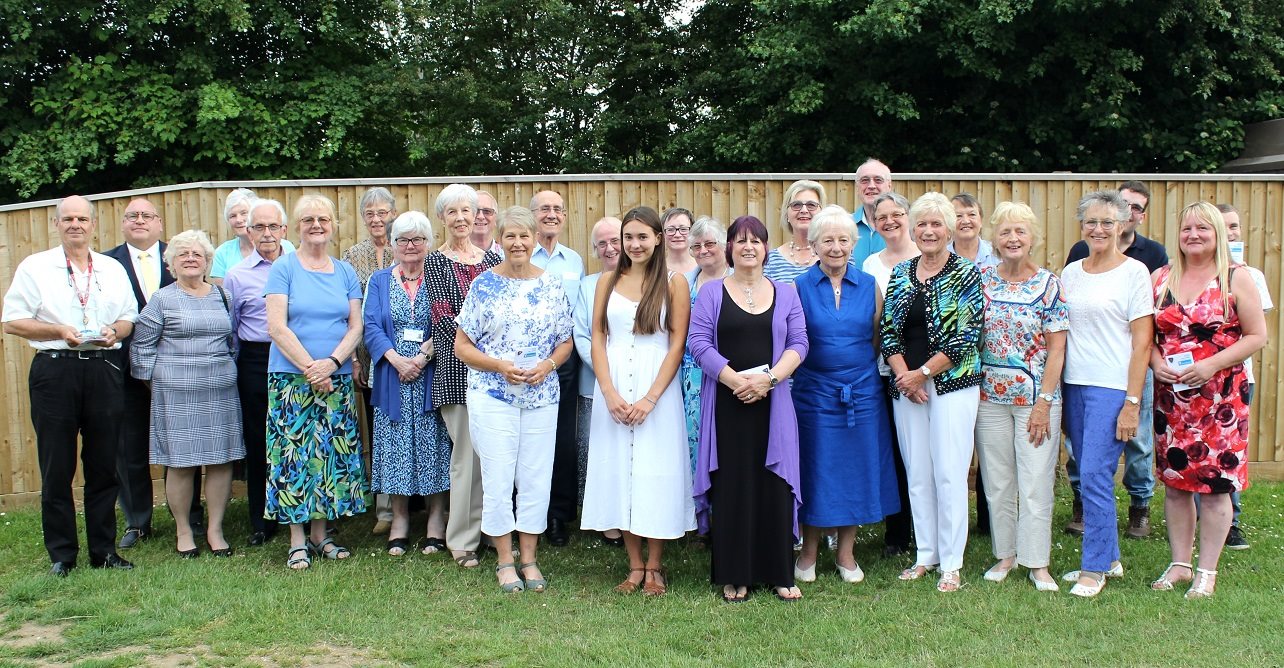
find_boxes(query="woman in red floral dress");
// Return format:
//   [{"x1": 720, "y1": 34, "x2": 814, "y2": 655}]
[{"x1": 1149, "y1": 201, "x2": 1267, "y2": 599}]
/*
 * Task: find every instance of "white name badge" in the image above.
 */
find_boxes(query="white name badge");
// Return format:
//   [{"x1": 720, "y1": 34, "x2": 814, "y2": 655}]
[
  {"x1": 402, "y1": 328, "x2": 425, "y2": 343},
  {"x1": 513, "y1": 347, "x2": 541, "y2": 370},
  {"x1": 738, "y1": 363, "x2": 770, "y2": 375},
  {"x1": 1228, "y1": 241, "x2": 1244, "y2": 264},
  {"x1": 1166, "y1": 351, "x2": 1196, "y2": 392}
]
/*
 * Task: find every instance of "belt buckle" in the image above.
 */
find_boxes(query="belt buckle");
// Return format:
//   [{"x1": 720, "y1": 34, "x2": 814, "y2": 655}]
[{"x1": 77, "y1": 350, "x2": 93, "y2": 360}]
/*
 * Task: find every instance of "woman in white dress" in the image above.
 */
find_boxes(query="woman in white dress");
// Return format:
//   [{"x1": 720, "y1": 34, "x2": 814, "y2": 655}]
[{"x1": 582, "y1": 206, "x2": 695, "y2": 596}]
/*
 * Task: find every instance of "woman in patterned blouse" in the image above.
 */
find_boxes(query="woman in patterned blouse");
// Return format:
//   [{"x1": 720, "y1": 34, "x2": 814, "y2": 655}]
[
  {"x1": 974, "y1": 202, "x2": 1068, "y2": 592},
  {"x1": 879, "y1": 192, "x2": 983, "y2": 593},
  {"x1": 454, "y1": 206, "x2": 574, "y2": 593}
]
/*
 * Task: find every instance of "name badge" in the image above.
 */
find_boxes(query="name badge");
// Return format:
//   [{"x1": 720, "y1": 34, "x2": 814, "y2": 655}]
[
  {"x1": 562, "y1": 271, "x2": 579, "y2": 282},
  {"x1": 402, "y1": 328, "x2": 425, "y2": 343}
]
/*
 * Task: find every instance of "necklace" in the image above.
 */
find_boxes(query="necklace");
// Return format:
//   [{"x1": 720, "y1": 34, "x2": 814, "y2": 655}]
[
  {"x1": 735, "y1": 276, "x2": 762, "y2": 310},
  {"x1": 300, "y1": 255, "x2": 330, "y2": 271},
  {"x1": 64, "y1": 251, "x2": 95, "y2": 326},
  {"x1": 787, "y1": 241, "x2": 813, "y2": 265},
  {"x1": 443, "y1": 244, "x2": 476, "y2": 264}
]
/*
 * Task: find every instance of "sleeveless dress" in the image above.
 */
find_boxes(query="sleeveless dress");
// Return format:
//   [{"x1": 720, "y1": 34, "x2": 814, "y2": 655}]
[
  {"x1": 1152, "y1": 266, "x2": 1251, "y2": 494},
  {"x1": 581, "y1": 290, "x2": 696, "y2": 539}
]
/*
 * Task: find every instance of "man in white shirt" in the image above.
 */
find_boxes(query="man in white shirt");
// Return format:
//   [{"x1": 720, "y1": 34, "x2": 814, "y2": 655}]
[
  {"x1": 528, "y1": 190, "x2": 585, "y2": 546},
  {"x1": 2, "y1": 195, "x2": 139, "y2": 576}
]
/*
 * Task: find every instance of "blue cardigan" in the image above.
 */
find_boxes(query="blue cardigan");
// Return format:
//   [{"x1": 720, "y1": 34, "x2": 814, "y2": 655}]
[{"x1": 363, "y1": 267, "x2": 434, "y2": 423}]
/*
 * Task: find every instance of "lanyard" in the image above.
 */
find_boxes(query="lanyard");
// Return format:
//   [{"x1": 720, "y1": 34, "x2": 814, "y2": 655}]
[{"x1": 65, "y1": 252, "x2": 95, "y2": 326}]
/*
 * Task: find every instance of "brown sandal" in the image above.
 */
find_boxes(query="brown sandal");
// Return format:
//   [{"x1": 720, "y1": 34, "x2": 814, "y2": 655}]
[
  {"x1": 643, "y1": 568, "x2": 668, "y2": 597},
  {"x1": 615, "y1": 568, "x2": 646, "y2": 594}
]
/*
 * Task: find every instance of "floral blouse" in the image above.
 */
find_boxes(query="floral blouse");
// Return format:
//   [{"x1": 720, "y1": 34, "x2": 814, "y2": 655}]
[
  {"x1": 979, "y1": 266, "x2": 1069, "y2": 405},
  {"x1": 879, "y1": 253, "x2": 984, "y2": 397},
  {"x1": 456, "y1": 270, "x2": 573, "y2": 409}
]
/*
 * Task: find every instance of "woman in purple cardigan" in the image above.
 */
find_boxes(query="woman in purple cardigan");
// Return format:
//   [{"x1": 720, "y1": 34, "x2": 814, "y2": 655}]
[{"x1": 688, "y1": 215, "x2": 809, "y2": 603}]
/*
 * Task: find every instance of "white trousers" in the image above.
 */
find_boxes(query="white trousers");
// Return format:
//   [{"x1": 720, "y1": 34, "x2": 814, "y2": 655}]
[
  {"x1": 467, "y1": 391, "x2": 558, "y2": 537},
  {"x1": 974, "y1": 400, "x2": 1061, "y2": 568},
  {"x1": 891, "y1": 381, "x2": 979, "y2": 572}
]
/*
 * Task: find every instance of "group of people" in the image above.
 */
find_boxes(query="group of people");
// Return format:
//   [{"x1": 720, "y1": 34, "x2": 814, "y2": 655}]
[{"x1": 1, "y1": 163, "x2": 1267, "y2": 604}]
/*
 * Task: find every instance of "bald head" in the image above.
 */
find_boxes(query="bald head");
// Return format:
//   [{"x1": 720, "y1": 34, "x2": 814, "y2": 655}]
[
  {"x1": 856, "y1": 159, "x2": 893, "y2": 209},
  {"x1": 121, "y1": 198, "x2": 163, "y2": 249},
  {"x1": 55, "y1": 195, "x2": 96, "y2": 249}
]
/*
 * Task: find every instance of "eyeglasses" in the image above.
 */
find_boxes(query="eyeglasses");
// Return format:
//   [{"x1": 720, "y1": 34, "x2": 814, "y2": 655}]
[
  {"x1": 363, "y1": 209, "x2": 393, "y2": 220},
  {"x1": 594, "y1": 239, "x2": 621, "y2": 249},
  {"x1": 124, "y1": 212, "x2": 159, "y2": 222},
  {"x1": 664, "y1": 226, "x2": 691, "y2": 236},
  {"x1": 535, "y1": 205, "x2": 565, "y2": 215},
  {"x1": 1081, "y1": 219, "x2": 1118, "y2": 230},
  {"x1": 691, "y1": 241, "x2": 721, "y2": 252},
  {"x1": 1128, "y1": 203, "x2": 1147, "y2": 214},
  {"x1": 477, "y1": 208, "x2": 497, "y2": 218},
  {"x1": 250, "y1": 224, "x2": 285, "y2": 233},
  {"x1": 175, "y1": 251, "x2": 205, "y2": 260},
  {"x1": 299, "y1": 216, "x2": 333, "y2": 225},
  {"x1": 395, "y1": 236, "x2": 428, "y2": 247},
  {"x1": 858, "y1": 176, "x2": 889, "y2": 186},
  {"x1": 788, "y1": 201, "x2": 821, "y2": 213},
  {"x1": 875, "y1": 211, "x2": 908, "y2": 222}
]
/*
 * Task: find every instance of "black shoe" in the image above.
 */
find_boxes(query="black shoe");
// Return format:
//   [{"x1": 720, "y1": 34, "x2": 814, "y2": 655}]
[
  {"x1": 118, "y1": 526, "x2": 150, "y2": 549},
  {"x1": 49, "y1": 561, "x2": 76, "y2": 577},
  {"x1": 209, "y1": 547, "x2": 234, "y2": 558},
  {"x1": 91, "y1": 553, "x2": 134, "y2": 570},
  {"x1": 177, "y1": 547, "x2": 200, "y2": 559},
  {"x1": 882, "y1": 543, "x2": 910, "y2": 558},
  {"x1": 600, "y1": 532, "x2": 624, "y2": 547},
  {"x1": 248, "y1": 531, "x2": 268, "y2": 546},
  {"x1": 545, "y1": 518, "x2": 569, "y2": 547},
  {"x1": 1225, "y1": 525, "x2": 1250, "y2": 550}
]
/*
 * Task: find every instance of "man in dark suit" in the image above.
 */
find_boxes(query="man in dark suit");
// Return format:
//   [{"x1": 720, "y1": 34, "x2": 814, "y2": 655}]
[{"x1": 104, "y1": 198, "x2": 185, "y2": 548}]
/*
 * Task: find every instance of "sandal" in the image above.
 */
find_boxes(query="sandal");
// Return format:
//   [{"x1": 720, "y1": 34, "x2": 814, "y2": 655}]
[
  {"x1": 899, "y1": 564, "x2": 939, "y2": 581},
  {"x1": 615, "y1": 568, "x2": 646, "y2": 594},
  {"x1": 419, "y1": 536, "x2": 447, "y2": 555},
  {"x1": 519, "y1": 561, "x2": 547, "y2": 593},
  {"x1": 937, "y1": 570, "x2": 962, "y2": 593},
  {"x1": 387, "y1": 537, "x2": 409, "y2": 557},
  {"x1": 642, "y1": 568, "x2": 668, "y2": 597},
  {"x1": 1069, "y1": 571, "x2": 1107, "y2": 598},
  {"x1": 452, "y1": 550, "x2": 480, "y2": 569},
  {"x1": 495, "y1": 562, "x2": 524, "y2": 594},
  {"x1": 1185, "y1": 568, "x2": 1218, "y2": 599},
  {"x1": 721, "y1": 584, "x2": 748, "y2": 603},
  {"x1": 773, "y1": 586, "x2": 802, "y2": 602},
  {"x1": 308, "y1": 537, "x2": 351, "y2": 560},
  {"x1": 287, "y1": 545, "x2": 311, "y2": 570},
  {"x1": 1150, "y1": 561, "x2": 1193, "y2": 591}
]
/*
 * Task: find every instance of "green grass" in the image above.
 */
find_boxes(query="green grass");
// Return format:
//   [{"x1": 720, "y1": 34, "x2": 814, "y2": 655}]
[{"x1": 0, "y1": 483, "x2": 1281, "y2": 667}]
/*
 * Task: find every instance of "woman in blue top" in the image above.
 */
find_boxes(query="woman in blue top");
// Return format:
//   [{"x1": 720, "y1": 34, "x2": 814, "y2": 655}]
[
  {"x1": 363, "y1": 211, "x2": 453, "y2": 557},
  {"x1": 264, "y1": 193, "x2": 366, "y2": 570},
  {"x1": 763, "y1": 180, "x2": 824, "y2": 284},
  {"x1": 792, "y1": 206, "x2": 899, "y2": 586}
]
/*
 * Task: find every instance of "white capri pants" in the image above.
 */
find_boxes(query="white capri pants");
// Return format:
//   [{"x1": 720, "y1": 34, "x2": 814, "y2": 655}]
[
  {"x1": 891, "y1": 381, "x2": 980, "y2": 572},
  {"x1": 467, "y1": 391, "x2": 559, "y2": 537},
  {"x1": 974, "y1": 400, "x2": 1061, "y2": 568}
]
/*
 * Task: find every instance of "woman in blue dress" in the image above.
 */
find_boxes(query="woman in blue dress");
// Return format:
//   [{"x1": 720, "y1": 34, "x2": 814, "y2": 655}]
[{"x1": 791, "y1": 205, "x2": 900, "y2": 584}]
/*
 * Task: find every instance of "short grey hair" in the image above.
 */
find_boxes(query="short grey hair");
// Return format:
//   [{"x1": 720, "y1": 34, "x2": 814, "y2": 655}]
[
  {"x1": 248, "y1": 198, "x2": 287, "y2": 228},
  {"x1": 689, "y1": 216, "x2": 726, "y2": 247},
  {"x1": 435, "y1": 184, "x2": 479, "y2": 218},
  {"x1": 55, "y1": 196, "x2": 96, "y2": 221},
  {"x1": 224, "y1": 188, "x2": 256, "y2": 221},
  {"x1": 589, "y1": 216, "x2": 621, "y2": 259},
  {"x1": 1076, "y1": 190, "x2": 1129, "y2": 222},
  {"x1": 497, "y1": 206, "x2": 538, "y2": 238},
  {"x1": 807, "y1": 205, "x2": 860, "y2": 245},
  {"x1": 780, "y1": 179, "x2": 827, "y2": 234},
  {"x1": 360, "y1": 187, "x2": 395, "y2": 213},
  {"x1": 873, "y1": 191, "x2": 911, "y2": 215},
  {"x1": 908, "y1": 192, "x2": 957, "y2": 235},
  {"x1": 164, "y1": 230, "x2": 216, "y2": 274},
  {"x1": 389, "y1": 211, "x2": 434, "y2": 246}
]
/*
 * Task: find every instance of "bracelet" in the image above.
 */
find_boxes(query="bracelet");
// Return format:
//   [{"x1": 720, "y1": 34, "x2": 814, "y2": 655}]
[
  {"x1": 641, "y1": 396, "x2": 657, "y2": 406},
  {"x1": 327, "y1": 355, "x2": 341, "y2": 368},
  {"x1": 546, "y1": 358, "x2": 558, "y2": 371}
]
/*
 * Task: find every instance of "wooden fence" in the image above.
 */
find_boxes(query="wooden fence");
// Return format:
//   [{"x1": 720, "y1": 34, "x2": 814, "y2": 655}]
[{"x1": 1, "y1": 173, "x2": 1281, "y2": 506}]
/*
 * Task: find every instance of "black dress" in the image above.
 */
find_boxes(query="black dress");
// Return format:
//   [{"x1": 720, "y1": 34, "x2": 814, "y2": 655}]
[{"x1": 709, "y1": 286, "x2": 794, "y2": 589}]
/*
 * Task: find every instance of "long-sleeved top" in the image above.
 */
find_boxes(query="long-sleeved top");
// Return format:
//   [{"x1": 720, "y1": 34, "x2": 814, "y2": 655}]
[
  {"x1": 572, "y1": 272, "x2": 603, "y2": 398},
  {"x1": 879, "y1": 253, "x2": 983, "y2": 397},
  {"x1": 363, "y1": 267, "x2": 433, "y2": 423},
  {"x1": 688, "y1": 278, "x2": 809, "y2": 537}
]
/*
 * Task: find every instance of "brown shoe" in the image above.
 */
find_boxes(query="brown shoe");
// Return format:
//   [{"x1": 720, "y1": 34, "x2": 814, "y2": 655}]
[
  {"x1": 1126, "y1": 506, "x2": 1150, "y2": 539},
  {"x1": 1064, "y1": 498, "x2": 1084, "y2": 536}
]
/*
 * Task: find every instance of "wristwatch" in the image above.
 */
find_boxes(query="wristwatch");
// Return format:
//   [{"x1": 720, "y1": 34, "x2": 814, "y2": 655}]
[
  {"x1": 1038, "y1": 392, "x2": 1055, "y2": 403},
  {"x1": 1124, "y1": 395, "x2": 1140, "y2": 406},
  {"x1": 919, "y1": 365, "x2": 931, "y2": 377},
  {"x1": 766, "y1": 368, "x2": 780, "y2": 388}
]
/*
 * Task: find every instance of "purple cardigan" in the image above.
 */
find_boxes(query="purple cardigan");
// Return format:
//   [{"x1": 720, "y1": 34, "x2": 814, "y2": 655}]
[{"x1": 688, "y1": 278, "x2": 809, "y2": 538}]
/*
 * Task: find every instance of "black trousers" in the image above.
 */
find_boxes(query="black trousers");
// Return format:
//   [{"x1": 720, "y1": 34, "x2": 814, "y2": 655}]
[
  {"x1": 236, "y1": 342, "x2": 271, "y2": 534},
  {"x1": 115, "y1": 369, "x2": 154, "y2": 530},
  {"x1": 30, "y1": 353, "x2": 123, "y2": 564},
  {"x1": 882, "y1": 380, "x2": 913, "y2": 549},
  {"x1": 546, "y1": 354, "x2": 581, "y2": 523}
]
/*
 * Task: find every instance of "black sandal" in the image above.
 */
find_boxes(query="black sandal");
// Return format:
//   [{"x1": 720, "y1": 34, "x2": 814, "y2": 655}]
[
  {"x1": 419, "y1": 536, "x2": 446, "y2": 555},
  {"x1": 387, "y1": 537, "x2": 409, "y2": 556}
]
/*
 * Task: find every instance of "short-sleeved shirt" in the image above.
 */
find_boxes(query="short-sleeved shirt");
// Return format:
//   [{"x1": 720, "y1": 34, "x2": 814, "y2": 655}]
[
  {"x1": 530, "y1": 242, "x2": 584, "y2": 309},
  {"x1": 264, "y1": 253, "x2": 363, "y2": 374},
  {"x1": 456, "y1": 271, "x2": 573, "y2": 409},
  {"x1": 1242, "y1": 264, "x2": 1274, "y2": 385},
  {"x1": 763, "y1": 249, "x2": 816, "y2": 284},
  {"x1": 980, "y1": 267, "x2": 1070, "y2": 404},
  {"x1": 211, "y1": 237, "x2": 296, "y2": 279},
  {"x1": 1066, "y1": 232, "x2": 1168, "y2": 273},
  {"x1": 2, "y1": 246, "x2": 138, "y2": 350},
  {"x1": 1060, "y1": 258, "x2": 1153, "y2": 390},
  {"x1": 850, "y1": 206, "x2": 887, "y2": 269}
]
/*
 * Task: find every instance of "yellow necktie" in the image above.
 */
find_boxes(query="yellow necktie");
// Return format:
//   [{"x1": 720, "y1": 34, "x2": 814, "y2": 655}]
[{"x1": 138, "y1": 252, "x2": 158, "y2": 299}]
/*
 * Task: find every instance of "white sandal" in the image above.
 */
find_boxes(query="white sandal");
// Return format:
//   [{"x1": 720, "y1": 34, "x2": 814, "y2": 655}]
[
  {"x1": 1185, "y1": 568, "x2": 1218, "y2": 599},
  {"x1": 1150, "y1": 561, "x2": 1193, "y2": 591}
]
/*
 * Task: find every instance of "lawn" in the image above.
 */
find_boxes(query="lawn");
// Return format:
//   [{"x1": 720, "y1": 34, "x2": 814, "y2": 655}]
[{"x1": 0, "y1": 482, "x2": 1280, "y2": 667}]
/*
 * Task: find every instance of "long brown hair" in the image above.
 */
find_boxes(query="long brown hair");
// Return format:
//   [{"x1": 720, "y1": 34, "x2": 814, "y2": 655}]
[{"x1": 600, "y1": 206, "x2": 672, "y2": 336}]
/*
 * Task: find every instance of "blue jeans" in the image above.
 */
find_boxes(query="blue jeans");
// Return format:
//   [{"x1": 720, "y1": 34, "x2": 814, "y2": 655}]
[
  {"x1": 1064, "y1": 370, "x2": 1154, "y2": 508},
  {"x1": 1064, "y1": 384, "x2": 1125, "y2": 572}
]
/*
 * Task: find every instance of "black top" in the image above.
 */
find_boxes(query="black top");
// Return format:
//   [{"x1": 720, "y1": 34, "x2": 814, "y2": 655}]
[
  {"x1": 1066, "y1": 232, "x2": 1168, "y2": 273},
  {"x1": 902, "y1": 291, "x2": 930, "y2": 370}
]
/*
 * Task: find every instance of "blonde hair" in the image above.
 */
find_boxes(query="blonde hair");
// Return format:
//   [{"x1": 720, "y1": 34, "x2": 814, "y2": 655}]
[
  {"x1": 1155, "y1": 201, "x2": 1232, "y2": 312},
  {"x1": 780, "y1": 180, "x2": 827, "y2": 235},
  {"x1": 292, "y1": 193, "x2": 337, "y2": 223},
  {"x1": 989, "y1": 201, "x2": 1042, "y2": 250},
  {"x1": 908, "y1": 192, "x2": 956, "y2": 235},
  {"x1": 164, "y1": 230, "x2": 216, "y2": 276}
]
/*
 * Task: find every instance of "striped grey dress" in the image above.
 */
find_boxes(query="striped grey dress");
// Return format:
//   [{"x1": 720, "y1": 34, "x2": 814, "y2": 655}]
[{"x1": 130, "y1": 283, "x2": 245, "y2": 467}]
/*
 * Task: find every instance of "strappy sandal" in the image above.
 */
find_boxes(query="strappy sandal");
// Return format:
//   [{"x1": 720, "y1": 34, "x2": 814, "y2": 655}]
[
  {"x1": 386, "y1": 537, "x2": 409, "y2": 557},
  {"x1": 1150, "y1": 561, "x2": 1193, "y2": 591},
  {"x1": 519, "y1": 561, "x2": 547, "y2": 593},
  {"x1": 937, "y1": 570, "x2": 963, "y2": 593},
  {"x1": 495, "y1": 562, "x2": 524, "y2": 593},
  {"x1": 419, "y1": 536, "x2": 446, "y2": 555},
  {"x1": 1185, "y1": 568, "x2": 1217, "y2": 599},
  {"x1": 452, "y1": 550, "x2": 480, "y2": 569},
  {"x1": 721, "y1": 585, "x2": 748, "y2": 603},
  {"x1": 642, "y1": 568, "x2": 668, "y2": 597},
  {"x1": 286, "y1": 545, "x2": 311, "y2": 570},
  {"x1": 899, "y1": 564, "x2": 938, "y2": 580},
  {"x1": 615, "y1": 568, "x2": 646, "y2": 594},
  {"x1": 308, "y1": 537, "x2": 351, "y2": 560}
]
